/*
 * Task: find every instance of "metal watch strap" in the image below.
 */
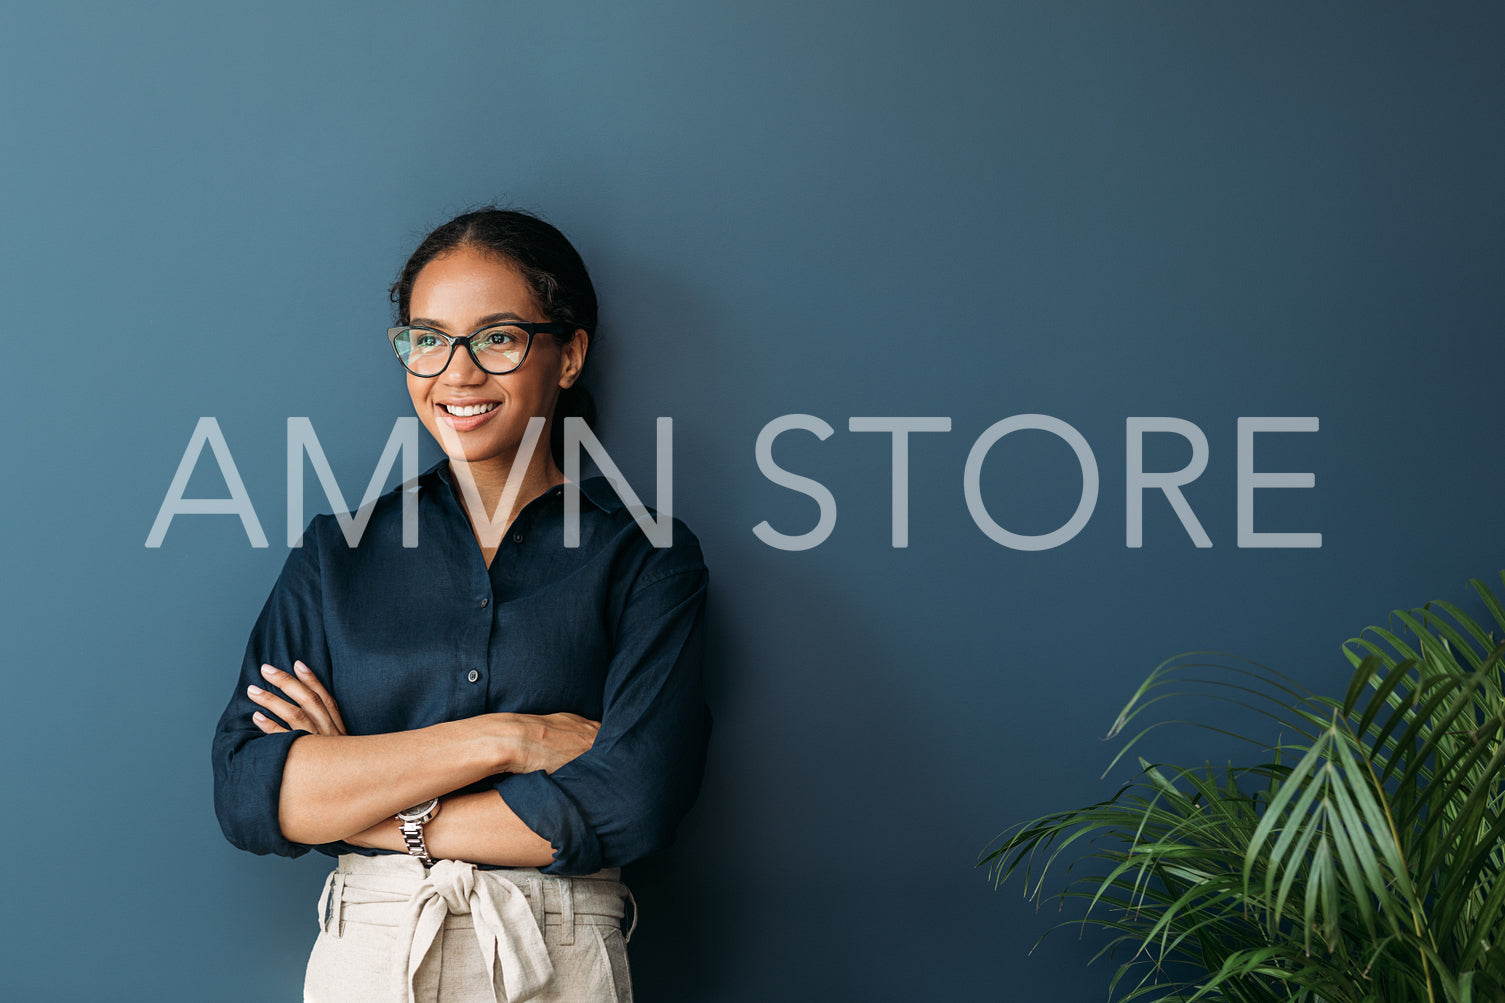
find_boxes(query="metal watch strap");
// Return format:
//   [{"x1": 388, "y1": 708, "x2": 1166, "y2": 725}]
[
  {"x1": 397, "y1": 798, "x2": 440, "y2": 866},
  {"x1": 400, "y1": 817, "x2": 435, "y2": 865}
]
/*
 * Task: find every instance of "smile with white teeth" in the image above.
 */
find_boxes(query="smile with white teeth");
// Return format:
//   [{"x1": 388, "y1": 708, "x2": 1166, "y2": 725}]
[{"x1": 442, "y1": 402, "x2": 500, "y2": 417}]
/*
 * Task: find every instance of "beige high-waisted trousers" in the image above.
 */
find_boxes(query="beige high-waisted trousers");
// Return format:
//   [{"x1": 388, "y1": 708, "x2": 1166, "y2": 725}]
[{"x1": 304, "y1": 853, "x2": 637, "y2": 1003}]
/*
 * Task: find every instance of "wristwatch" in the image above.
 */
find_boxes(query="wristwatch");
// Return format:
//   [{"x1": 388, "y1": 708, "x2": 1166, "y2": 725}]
[{"x1": 395, "y1": 797, "x2": 442, "y2": 866}]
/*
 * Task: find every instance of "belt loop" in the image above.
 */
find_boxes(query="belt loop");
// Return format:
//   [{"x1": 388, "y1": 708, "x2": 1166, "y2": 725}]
[
  {"x1": 623, "y1": 885, "x2": 638, "y2": 943},
  {"x1": 330, "y1": 872, "x2": 346, "y2": 937},
  {"x1": 317, "y1": 871, "x2": 333, "y2": 934},
  {"x1": 525, "y1": 875, "x2": 547, "y2": 934},
  {"x1": 318, "y1": 871, "x2": 347, "y2": 937},
  {"x1": 559, "y1": 877, "x2": 576, "y2": 946}
]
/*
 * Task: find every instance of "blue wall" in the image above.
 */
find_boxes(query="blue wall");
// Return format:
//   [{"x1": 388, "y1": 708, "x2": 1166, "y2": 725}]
[{"x1": 3, "y1": 2, "x2": 1501, "y2": 999}]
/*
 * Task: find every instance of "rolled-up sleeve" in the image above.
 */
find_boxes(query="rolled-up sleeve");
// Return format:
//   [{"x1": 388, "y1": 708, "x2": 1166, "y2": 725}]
[
  {"x1": 496, "y1": 560, "x2": 713, "y2": 875},
  {"x1": 210, "y1": 518, "x2": 330, "y2": 859}
]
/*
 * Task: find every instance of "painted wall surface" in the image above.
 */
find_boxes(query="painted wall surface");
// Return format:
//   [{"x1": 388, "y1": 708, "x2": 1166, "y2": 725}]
[{"x1": 2, "y1": 2, "x2": 1501, "y2": 1000}]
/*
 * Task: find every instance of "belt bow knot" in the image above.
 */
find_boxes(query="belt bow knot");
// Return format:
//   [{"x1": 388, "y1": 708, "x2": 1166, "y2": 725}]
[{"x1": 394, "y1": 859, "x2": 555, "y2": 1002}]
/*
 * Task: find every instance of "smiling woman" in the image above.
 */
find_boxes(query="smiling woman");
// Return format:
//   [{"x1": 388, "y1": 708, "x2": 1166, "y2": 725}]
[
  {"x1": 390, "y1": 208, "x2": 601, "y2": 488},
  {"x1": 209, "y1": 206, "x2": 713, "y2": 1003},
  {"x1": 393, "y1": 243, "x2": 590, "y2": 565}
]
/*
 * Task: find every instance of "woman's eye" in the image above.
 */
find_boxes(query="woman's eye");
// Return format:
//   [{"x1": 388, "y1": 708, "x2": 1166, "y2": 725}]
[
  {"x1": 484, "y1": 328, "x2": 526, "y2": 347},
  {"x1": 414, "y1": 333, "x2": 440, "y2": 349}
]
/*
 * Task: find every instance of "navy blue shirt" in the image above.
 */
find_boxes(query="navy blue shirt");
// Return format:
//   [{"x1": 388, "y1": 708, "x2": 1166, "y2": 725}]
[{"x1": 210, "y1": 458, "x2": 712, "y2": 876}]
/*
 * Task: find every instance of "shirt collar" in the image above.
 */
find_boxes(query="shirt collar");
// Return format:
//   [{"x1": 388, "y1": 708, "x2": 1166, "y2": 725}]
[{"x1": 417, "y1": 457, "x2": 622, "y2": 513}]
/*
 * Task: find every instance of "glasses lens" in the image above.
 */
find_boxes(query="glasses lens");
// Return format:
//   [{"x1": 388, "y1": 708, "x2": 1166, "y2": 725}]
[
  {"x1": 470, "y1": 325, "x2": 529, "y2": 373},
  {"x1": 394, "y1": 328, "x2": 451, "y2": 376}
]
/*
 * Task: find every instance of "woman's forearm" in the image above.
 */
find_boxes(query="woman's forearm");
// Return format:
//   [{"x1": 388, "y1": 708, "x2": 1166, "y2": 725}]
[
  {"x1": 345, "y1": 790, "x2": 558, "y2": 868},
  {"x1": 278, "y1": 716, "x2": 515, "y2": 845}
]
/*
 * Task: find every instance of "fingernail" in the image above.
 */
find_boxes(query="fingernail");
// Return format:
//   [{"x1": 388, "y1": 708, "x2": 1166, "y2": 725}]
[
  {"x1": 247, "y1": 684, "x2": 264, "y2": 696},
  {"x1": 294, "y1": 662, "x2": 310, "y2": 675},
  {"x1": 261, "y1": 665, "x2": 277, "y2": 677},
  {"x1": 253, "y1": 711, "x2": 266, "y2": 722}
]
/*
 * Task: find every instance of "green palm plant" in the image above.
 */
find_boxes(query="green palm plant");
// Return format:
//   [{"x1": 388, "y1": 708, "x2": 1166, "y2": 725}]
[{"x1": 981, "y1": 574, "x2": 1505, "y2": 1002}]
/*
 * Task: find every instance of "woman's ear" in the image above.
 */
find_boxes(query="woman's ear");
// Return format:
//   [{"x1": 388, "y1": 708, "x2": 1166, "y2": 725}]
[{"x1": 559, "y1": 329, "x2": 589, "y2": 388}]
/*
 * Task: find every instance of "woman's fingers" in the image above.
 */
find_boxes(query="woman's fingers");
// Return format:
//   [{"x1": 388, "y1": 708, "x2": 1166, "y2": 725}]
[
  {"x1": 292, "y1": 660, "x2": 348, "y2": 734},
  {"x1": 514, "y1": 712, "x2": 604, "y2": 774},
  {"x1": 247, "y1": 680, "x2": 317, "y2": 733},
  {"x1": 250, "y1": 709, "x2": 288, "y2": 733},
  {"x1": 248, "y1": 662, "x2": 344, "y2": 736}
]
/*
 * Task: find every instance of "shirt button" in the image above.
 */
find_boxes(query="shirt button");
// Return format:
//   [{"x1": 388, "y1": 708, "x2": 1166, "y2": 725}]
[
  {"x1": 479, "y1": 597, "x2": 489, "y2": 608},
  {"x1": 512, "y1": 532, "x2": 524, "y2": 543},
  {"x1": 467, "y1": 669, "x2": 480, "y2": 683}
]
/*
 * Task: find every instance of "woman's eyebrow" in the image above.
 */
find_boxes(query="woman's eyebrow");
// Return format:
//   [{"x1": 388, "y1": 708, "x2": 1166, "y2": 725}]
[{"x1": 409, "y1": 312, "x2": 529, "y2": 330}]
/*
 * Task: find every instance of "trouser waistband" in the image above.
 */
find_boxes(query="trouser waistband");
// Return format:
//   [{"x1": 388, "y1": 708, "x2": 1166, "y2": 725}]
[
  {"x1": 320, "y1": 853, "x2": 637, "y2": 944},
  {"x1": 317, "y1": 853, "x2": 637, "y2": 1003}
]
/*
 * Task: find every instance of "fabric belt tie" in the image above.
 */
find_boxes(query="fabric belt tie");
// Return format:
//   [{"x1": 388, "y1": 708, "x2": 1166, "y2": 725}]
[{"x1": 394, "y1": 858, "x2": 554, "y2": 1003}]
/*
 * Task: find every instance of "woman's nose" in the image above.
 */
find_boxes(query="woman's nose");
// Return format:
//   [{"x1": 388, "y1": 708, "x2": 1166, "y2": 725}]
[{"x1": 442, "y1": 343, "x2": 487, "y2": 382}]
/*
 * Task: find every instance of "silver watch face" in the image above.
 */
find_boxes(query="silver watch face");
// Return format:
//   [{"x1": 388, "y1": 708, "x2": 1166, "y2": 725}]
[{"x1": 397, "y1": 797, "x2": 439, "y2": 822}]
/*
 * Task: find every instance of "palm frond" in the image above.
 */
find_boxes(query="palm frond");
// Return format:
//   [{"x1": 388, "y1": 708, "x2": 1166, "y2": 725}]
[{"x1": 981, "y1": 573, "x2": 1505, "y2": 1002}]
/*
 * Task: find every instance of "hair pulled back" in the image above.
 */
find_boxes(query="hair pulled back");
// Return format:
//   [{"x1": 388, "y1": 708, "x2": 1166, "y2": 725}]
[{"x1": 390, "y1": 206, "x2": 598, "y2": 467}]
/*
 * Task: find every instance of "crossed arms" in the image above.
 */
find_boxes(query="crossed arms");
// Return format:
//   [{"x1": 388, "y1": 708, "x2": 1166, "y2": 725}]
[
  {"x1": 247, "y1": 660, "x2": 599, "y2": 868},
  {"x1": 210, "y1": 523, "x2": 712, "y2": 876}
]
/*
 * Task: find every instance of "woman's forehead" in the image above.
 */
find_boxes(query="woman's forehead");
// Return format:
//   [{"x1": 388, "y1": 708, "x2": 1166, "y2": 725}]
[{"x1": 410, "y1": 249, "x2": 542, "y2": 326}]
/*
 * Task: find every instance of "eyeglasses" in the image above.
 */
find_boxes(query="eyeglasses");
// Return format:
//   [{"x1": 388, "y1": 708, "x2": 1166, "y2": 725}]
[{"x1": 387, "y1": 322, "x2": 574, "y2": 377}]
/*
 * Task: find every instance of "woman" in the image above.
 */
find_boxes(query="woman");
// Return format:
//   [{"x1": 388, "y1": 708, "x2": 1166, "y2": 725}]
[{"x1": 210, "y1": 207, "x2": 713, "y2": 1002}]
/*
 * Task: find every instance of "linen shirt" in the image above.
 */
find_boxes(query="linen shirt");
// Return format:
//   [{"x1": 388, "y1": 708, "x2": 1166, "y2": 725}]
[{"x1": 210, "y1": 457, "x2": 712, "y2": 876}]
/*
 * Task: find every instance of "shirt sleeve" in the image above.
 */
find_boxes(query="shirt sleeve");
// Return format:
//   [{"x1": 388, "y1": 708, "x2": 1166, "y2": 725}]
[
  {"x1": 209, "y1": 518, "x2": 331, "y2": 859},
  {"x1": 494, "y1": 551, "x2": 714, "y2": 875}
]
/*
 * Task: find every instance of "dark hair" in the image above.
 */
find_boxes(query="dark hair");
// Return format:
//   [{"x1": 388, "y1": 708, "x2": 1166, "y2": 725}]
[{"x1": 389, "y1": 206, "x2": 598, "y2": 467}]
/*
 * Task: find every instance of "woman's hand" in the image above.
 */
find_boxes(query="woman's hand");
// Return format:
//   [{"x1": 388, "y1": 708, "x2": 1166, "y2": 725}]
[
  {"x1": 501, "y1": 712, "x2": 601, "y2": 775},
  {"x1": 247, "y1": 660, "x2": 348, "y2": 736}
]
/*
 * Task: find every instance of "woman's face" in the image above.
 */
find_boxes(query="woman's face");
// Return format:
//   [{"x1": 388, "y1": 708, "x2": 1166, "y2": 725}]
[{"x1": 404, "y1": 245, "x2": 587, "y2": 470}]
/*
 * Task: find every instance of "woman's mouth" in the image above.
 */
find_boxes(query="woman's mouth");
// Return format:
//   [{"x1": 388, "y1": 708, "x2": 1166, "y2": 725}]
[
  {"x1": 437, "y1": 400, "x2": 501, "y2": 431},
  {"x1": 443, "y1": 402, "x2": 499, "y2": 416}
]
